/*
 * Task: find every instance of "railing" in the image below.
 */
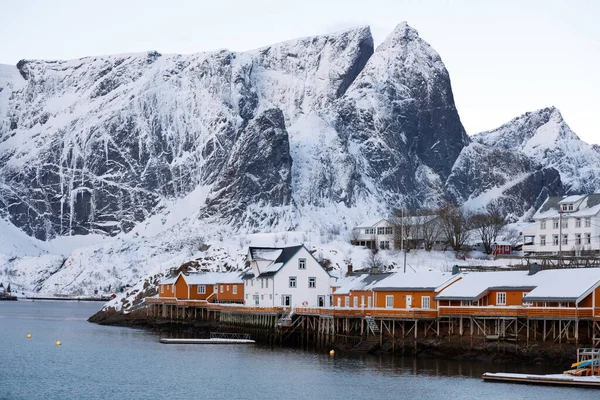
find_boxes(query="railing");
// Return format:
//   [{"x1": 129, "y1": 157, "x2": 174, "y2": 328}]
[
  {"x1": 294, "y1": 307, "x2": 438, "y2": 319},
  {"x1": 438, "y1": 306, "x2": 595, "y2": 319}
]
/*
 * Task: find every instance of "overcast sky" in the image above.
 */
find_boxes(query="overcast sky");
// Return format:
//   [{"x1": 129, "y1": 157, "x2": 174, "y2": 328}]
[{"x1": 1, "y1": 0, "x2": 598, "y2": 144}]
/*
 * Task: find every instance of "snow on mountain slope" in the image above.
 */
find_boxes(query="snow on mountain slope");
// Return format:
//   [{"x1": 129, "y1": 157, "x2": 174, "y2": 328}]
[
  {"x1": 332, "y1": 22, "x2": 469, "y2": 209},
  {"x1": 473, "y1": 107, "x2": 600, "y2": 194}
]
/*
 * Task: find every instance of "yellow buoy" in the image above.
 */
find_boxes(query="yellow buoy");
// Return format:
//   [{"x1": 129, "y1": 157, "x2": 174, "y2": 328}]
[
  {"x1": 27, "y1": 333, "x2": 32, "y2": 339},
  {"x1": 329, "y1": 350, "x2": 335, "y2": 356},
  {"x1": 55, "y1": 340, "x2": 62, "y2": 346}
]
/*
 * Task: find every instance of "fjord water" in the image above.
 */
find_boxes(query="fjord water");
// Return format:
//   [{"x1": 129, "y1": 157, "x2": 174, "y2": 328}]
[{"x1": 0, "y1": 302, "x2": 597, "y2": 400}]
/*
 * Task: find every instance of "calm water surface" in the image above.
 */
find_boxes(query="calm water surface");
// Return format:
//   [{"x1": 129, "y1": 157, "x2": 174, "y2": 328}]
[{"x1": 0, "y1": 301, "x2": 598, "y2": 400}]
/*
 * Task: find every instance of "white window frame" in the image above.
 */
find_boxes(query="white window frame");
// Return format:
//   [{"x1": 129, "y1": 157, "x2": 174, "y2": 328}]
[
  {"x1": 298, "y1": 258, "x2": 306, "y2": 270},
  {"x1": 289, "y1": 276, "x2": 297, "y2": 288},
  {"x1": 585, "y1": 218, "x2": 591, "y2": 228},
  {"x1": 361, "y1": 295, "x2": 365, "y2": 307},
  {"x1": 337, "y1": 297, "x2": 341, "y2": 307},
  {"x1": 540, "y1": 235, "x2": 546, "y2": 246},
  {"x1": 496, "y1": 292, "x2": 506, "y2": 306},
  {"x1": 353, "y1": 296, "x2": 358, "y2": 308},
  {"x1": 265, "y1": 279, "x2": 269, "y2": 288},
  {"x1": 553, "y1": 219, "x2": 559, "y2": 229},
  {"x1": 308, "y1": 277, "x2": 316, "y2": 288},
  {"x1": 422, "y1": 296, "x2": 431, "y2": 309},
  {"x1": 575, "y1": 234, "x2": 581, "y2": 245},
  {"x1": 233, "y1": 286, "x2": 237, "y2": 295},
  {"x1": 344, "y1": 296, "x2": 350, "y2": 308},
  {"x1": 553, "y1": 235, "x2": 559, "y2": 246},
  {"x1": 386, "y1": 295, "x2": 394, "y2": 308},
  {"x1": 197, "y1": 285, "x2": 206, "y2": 295},
  {"x1": 220, "y1": 285, "x2": 223, "y2": 293},
  {"x1": 160, "y1": 285, "x2": 164, "y2": 294},
  {"x1": 585, "y1": 233, "x2": 591, "y2": 244},
  {"x1": 540, "y1": 220, "x2": 546, "y2": 230},
  {"x1": 562, "y1": 234, "x2": 568, "y2": 245},
  {"x1": 575, "y1": 218, "x2": 581, "y2": 228}
]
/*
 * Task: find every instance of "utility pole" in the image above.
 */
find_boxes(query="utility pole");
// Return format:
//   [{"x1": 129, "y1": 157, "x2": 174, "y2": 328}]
[
  {"x1": 402, "y1": 208, "x2": 407, "y2": 273},
  {"x1": 558, "y1": 209, "x2": 562, "y2": 260}
]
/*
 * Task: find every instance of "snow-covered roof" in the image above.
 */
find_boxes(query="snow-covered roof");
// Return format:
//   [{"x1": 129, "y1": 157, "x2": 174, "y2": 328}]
[
  {"x1": 246, "y1": 245, "x2": 312, "y2": 278},
  {"x1": 159, "y1": 276, "x2": 178, "y2": 285},
  {"x1": 435, "y1": 271, "x2": 534, "y2": 301},
  {"x1": 523, "y1": 268, "x2": 600, "y2": 302},
  {"x1": 334, "y1": 271, "x2": 457, "y2": 294},
  {"x1": 436, "y1": 268, "x2": 600, "y2": 303},
  {"x1": 355, "y1": 218, "x2": 387, "y2": 228},
  {"x1": 183, "y1": 271, "x2": 244, "y2": 285},
  {"x1": 559, "y1": 195, "x2": 586, "y2": 204},
  {"x1": 250, "y1": 249, "x2": 283, "y2": 261},
  {"x1": 533, "y1": 194, "x2": 600, "y2": 219},
  {"x1": 371, "y1": 271, "x2": 457, "y2": 291}
]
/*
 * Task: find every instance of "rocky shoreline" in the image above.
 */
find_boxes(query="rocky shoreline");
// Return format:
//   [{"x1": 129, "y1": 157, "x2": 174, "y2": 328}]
[{"x1": 88, "y1": 309, "x2": 577, "y2": 366}]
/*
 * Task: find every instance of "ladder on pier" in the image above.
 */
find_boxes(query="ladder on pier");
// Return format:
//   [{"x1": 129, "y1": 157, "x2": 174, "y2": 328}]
[
  {"x1": 277, "y1": 310, "x2": 294, "y2": 327},
  {"x1": 365, "y1": 316, "x2": 379, "y2": 334}
]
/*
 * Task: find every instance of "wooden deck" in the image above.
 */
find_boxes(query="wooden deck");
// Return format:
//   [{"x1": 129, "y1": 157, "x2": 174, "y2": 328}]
[{"x1": 146, "y1": 298, "x2": 597, "y2": 320}]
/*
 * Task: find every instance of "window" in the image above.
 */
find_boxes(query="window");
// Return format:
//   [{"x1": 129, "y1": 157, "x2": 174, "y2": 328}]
[
  {"x1": 569, "y1": 204, "x2": 574, "y2": 211},
  {"x1": 246, "y1": 294, "x2": 249, "y2": 299},
  {"x1": 269, "y1": 294, "x2": 273, "y2": 300},
  {"x1": 540, "y1": 235, "x2": 546, "y2": 246},
  {"x1": 386, "y1": 295, "x2": 394, "y2": 308},
  {"x1": 384, "y1": 227, "x2": 393, "y2": 235},
  {"x1": 377, "y1": 227, "x2": 385, "y2": 235},
  {"x1": 561, "y1": 219, "x2": 568, "y2": 229},
  {"x1": 160, "y1": 285, "x2": 164, "y2": 293},
  {"x1": 289, "y1": 277, "x2": 297, "y2": 288},
  {"x1": 226, "y1": 285, "x2": 229, "y2": 291},
  {"x1": 337, "y1": 297, "x2": 341, "y2": 307},
  {"x1": 298, "y1": 258, "x2": 306, "y2": 270},
  {"x1": 553, "y1": 219, "x2": 559, "y2": 229},
  {"x1": 214, "y1": 285, "x2": 218, "y2": 292},
  {"x1": 562, "y1": 234, "x2": 568, "y2": 245},
  {"x1": 353, "y1": 296, "x2": 358, "y2": 308},
  {"x1": 344, "y1": 296, "x2": 350, "y2": 307},
  {"x1": 361, "y1": 295, "x2": 365, "y2": 307},
  {"x1": 261, "y1": 279, "x2": 264, "y2": 289},
  {"x1": 261, "y1": 294, "x2": 264, "y2": 300},
  {"x1": 575, "y1": 218, "x2": 581, "y2": 228},
  {"x1": 265, "y1": 279, "x2": 268, "y2": 288},
  {"x1": 364, "y1": 228, "x2": 375, "y2": 235},
  {"x1": 233, "y1": 286, "x2": 237, "y2": 294},
  {"x1": 496, "y1": 292, "x2": 506, "y2": 305},
  {"x1": 380, "y1": 241, "x2": 390, "y2": 250},
  {"x1": 198, "y1": 285, "x2": 206, "y2": 294},
  {"x1": 553, "y1": 235, "x2": 559, "y2": 246},
  {"x1": 585, "y1": 233, "x2": 591, "y2": 245},
  {"x1": 540, "y1": 220, "x2": 546, "y2": 230},
  {"x1": 422, "y1": 296, "x2": 431, "y2": 309},
  {"x1": 220, "y1": 285, "x2": 224, "y2": 293},
  {"x1": 585, "y1": 218, "x2": 592, "y2": 228},
  {"x1": 308, "y1": 277, "x2": 316, "y2": 288},
  {"x1": 575, "y1": 234, "x2": 581, "y2": 245}
]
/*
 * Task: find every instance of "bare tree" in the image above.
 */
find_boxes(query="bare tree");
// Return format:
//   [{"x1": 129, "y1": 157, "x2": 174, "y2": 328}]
[
  {"x1": 421, "y1": 213, "x2": 441, "y2": 251},
  {"x1": 363, "y1": 249, "x2": 385, "y2": 272},
  {"x1": 436, "y1": 202, "x2": 471, "y2": 252},
  {"x1": 470, "y1": 204, "x2": 507, "y2": 254}
]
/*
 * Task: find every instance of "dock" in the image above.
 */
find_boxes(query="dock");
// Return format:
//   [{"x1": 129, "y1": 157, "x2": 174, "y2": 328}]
[
  {"x1": 482, "y1": 372, "x2": 600, "y2": 387},
  {"x1": 160, "y1": 332, "x2": 255, "y2": 345}
]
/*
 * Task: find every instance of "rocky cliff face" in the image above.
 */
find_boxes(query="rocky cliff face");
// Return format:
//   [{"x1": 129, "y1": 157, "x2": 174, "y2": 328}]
[
  {"x1": 0, "y1": 23, "x2": 596, "y2": 242},
  {"x1": 472, "y1": 107, "x2": 600, "y2": 196}
]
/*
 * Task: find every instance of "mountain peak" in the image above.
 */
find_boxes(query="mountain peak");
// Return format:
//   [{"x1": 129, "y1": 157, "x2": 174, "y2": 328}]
[{"x1": 377, "y1": 22, "x2": 421, "y2": 51}]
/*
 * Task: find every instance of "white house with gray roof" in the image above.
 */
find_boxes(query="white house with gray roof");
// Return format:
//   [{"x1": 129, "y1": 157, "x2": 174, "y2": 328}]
[
  {"x1": 522, "y1": 194, "x2": 600, "y2": 255},
  {"x1": 243, "y1": 244, "x2": 337, "y2": 308}
]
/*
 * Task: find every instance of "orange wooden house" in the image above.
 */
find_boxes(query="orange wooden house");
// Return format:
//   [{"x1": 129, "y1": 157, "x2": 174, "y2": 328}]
[
  {"x1": 332, "y1": 271, "x2": 459, "y2": 313},
  {"x1": 435, "y1": 268, "x2": 600, "y2": 319},
  {"x1": 157, "y1": 271, "x2": 244, "y2": 303}
]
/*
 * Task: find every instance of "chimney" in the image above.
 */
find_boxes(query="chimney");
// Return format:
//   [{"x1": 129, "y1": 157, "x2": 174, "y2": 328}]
[
  {"x1": 528, "y1": 263, "x2": 541, "y2": 276},
  {"x1": 346, "y1": 264, "x2": 353, "y2": 276}
]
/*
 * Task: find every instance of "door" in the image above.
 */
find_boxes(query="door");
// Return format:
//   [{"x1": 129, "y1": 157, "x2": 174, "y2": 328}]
[
  {"x1": 317, "y1": 295, "x2": 325, "y2": 307},
  {"x1": 282, "y1": 295, "x2": 292, "y2": 307},
  {"x1": 253, "y1": 295, "x2": 259, "y2": 306},
  {"x1": 406, "y1": 295, "x2": 413, "y2": 309}
]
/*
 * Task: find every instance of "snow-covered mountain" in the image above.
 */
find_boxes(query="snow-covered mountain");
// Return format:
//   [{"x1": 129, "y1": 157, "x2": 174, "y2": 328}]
[
  {"x1": 1, "y1": 22, "x2": 598, "y2": 294},
  {"x1": 472, "y1": 107, "x2": 600, "y2": 195}
]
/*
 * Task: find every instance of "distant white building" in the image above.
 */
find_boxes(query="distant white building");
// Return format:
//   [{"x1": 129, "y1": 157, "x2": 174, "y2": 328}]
[
  {"x1": 523, "y1": 194, "x2": 600, "y2": 255},
  {"x1": 243, "y1": 245, "x2": 337, "y2": 308},
  {"x1": 351, "y1": 216, "x2": 444, "y2": 251}
]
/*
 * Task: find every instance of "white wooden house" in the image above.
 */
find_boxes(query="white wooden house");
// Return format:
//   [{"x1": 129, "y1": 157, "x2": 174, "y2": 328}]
[
  {"x1": 243, "y1": 245, "x2": 337, "y2": 308},
  {"x1": 523, "y1": 194, "x2": 600, "y2": 255}
]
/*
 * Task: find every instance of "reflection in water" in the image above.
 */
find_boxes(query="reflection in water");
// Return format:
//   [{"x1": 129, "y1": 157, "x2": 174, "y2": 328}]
[{"x1": 0, "y1": 301, "x2": 597, "y2": 400}]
